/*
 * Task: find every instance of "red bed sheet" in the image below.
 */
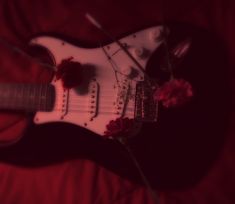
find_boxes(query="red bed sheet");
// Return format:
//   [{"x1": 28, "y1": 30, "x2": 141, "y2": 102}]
[{"x1": 0, "y1": 0, "x2": 235, "y2": 203}]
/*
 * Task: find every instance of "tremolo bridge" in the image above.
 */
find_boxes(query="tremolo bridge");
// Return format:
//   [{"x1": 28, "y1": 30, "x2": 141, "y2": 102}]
[
  {"x1": 115, "y1": 80, "x2": 130, "y2": 117},
  {"x1": 135, "y1": 80, "x2": 158, "y2": 122}
]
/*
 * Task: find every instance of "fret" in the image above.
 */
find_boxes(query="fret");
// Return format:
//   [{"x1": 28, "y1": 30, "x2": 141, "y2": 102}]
[
  {"x1": 28, "y1": 84, "x2": 34, "y2": 111},
  {"x1": 3, "y1": 84, "x2": 9, "y2": 108},
  {"x1": 0, "y1": 85, "x2": 6, "y2": 108},
  {"x1": 44, "y1": 84, "x2": 48, "y2": 111},
  {"x1": 30, "y1": 84, "x2": 36, "y2": 111},
  {"x1": 4, "y1": 85, "x2": 10, "y2": 109},
  {"x1": 11, "y1": 85, "x2": 16, "y2": 109},
  {"x1": 0, "y1": 83, "x2": 55, "y2": 112},
  {"x1": 26, "y1": 84, "x2": 30, "y2": 111},
  {"x1": 41, "y1": 84, "x2": 46, "y2": 111},
  {"x1": 38, "y1": 84, "x2": 43, "y2": 111},
  {"x1": 34, "y1": 84, "x2": 40, "y2": 111},
  {"x1": 22, "y1": 84, "x2": 27, "y2": 111},
  {"x1": 17, "y1": 85, "x2": 24, "y2": 110},
  {"x1": 45, "y1": 84, "x2": 54, "y2": 111},
  {"x1": 13, "y1": 85, "x2": 19, "y2": 109}
]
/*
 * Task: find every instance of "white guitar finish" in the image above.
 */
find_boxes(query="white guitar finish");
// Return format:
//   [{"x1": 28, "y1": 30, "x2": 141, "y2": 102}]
[{"x1": 31, "y1": 26, "x2": 164, "y2": 136}]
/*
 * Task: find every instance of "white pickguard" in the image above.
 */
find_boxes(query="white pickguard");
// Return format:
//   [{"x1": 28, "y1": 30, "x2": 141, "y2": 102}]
[{"x1": 31, "y1": 26, "x2": 164, "y2": 136}]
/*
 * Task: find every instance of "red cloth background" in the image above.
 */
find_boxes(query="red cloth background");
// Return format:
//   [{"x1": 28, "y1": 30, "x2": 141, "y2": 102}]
[{"x1": 0, "y1": 0, "x2": 235, "y2": 203}]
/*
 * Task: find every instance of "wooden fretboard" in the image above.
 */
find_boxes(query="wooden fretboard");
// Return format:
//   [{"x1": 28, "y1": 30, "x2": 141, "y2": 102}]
[{"x1": 0, "y1": 83, "x2": 55, "y2": 112}]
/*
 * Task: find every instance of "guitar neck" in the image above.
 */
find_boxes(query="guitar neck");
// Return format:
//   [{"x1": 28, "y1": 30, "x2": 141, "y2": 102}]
[{"x1": 0, "y1": 83, "x2": 55, "y2": 112}]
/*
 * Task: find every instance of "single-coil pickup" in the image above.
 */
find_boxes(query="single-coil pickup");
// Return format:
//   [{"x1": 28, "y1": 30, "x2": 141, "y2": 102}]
[
  {"x1": 89, "y1": 81, "x2": 99, "y2": 119},
  {"x1": 115, "y1": 81, "x2": 130, "y2": 116},
  {"x1": 61, "y1": 88, "x2": 69, "y2": 119}
]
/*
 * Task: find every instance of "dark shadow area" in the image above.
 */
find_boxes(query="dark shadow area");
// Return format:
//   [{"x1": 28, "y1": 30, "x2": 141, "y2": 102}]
[
  {"x1": 26, "y1": 44, "x2": 56, "y2": 66},
  {"x1": 0, "y1": 23, "x2": 231, "y2": 190},
  {"x1": 74, "y1": 64, "x2": 97, "y2": 95},
  {"x1": 130, "y1": 23, "x2": 231, "y2": 189}
]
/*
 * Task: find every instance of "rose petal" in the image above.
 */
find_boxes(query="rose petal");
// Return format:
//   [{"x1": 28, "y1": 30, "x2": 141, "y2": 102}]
[
  {"x1": 154, "y1": 79, "x2": 193, "y2": 108},
  {"x1": 56, "y1": 57, "x2": 83, "y2": 89},
  {"x1": 104, "y1": 117, "x2": 135, "y2": 139}
]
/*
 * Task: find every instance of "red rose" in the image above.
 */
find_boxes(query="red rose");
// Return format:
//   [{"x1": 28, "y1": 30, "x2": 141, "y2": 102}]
[
  {"x1": 154, "y1": 78, "x2": 193, "y2": 108},
  {"x1": 104, "y1": 117, "x2": 135, "y2": 139},
  {"x1": 56, "y1": 57, "x2": 83, "y2": 89}
]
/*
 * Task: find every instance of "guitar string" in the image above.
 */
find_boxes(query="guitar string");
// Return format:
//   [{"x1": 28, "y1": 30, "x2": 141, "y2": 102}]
[
  {"x1": 0, "y1": 96, "x2": 133, "y2": 110},
  {"x1": 2, "y1": 96, "x2": 136, "y2": 115},
  {"x1": 2, "y1": 87, "x2": 136, "y2": 109},
  {"x1": 0, "y1": 97, "x2": 136, "y2": 112}
]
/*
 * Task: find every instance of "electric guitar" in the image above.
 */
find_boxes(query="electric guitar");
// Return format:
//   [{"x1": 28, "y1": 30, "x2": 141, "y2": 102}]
[
  {"x1": 0, "y1": 26, "x2": 164, "y2": 143},
  {"x1": 0, "y1": 24, "x2": 230, "y2": 191}
]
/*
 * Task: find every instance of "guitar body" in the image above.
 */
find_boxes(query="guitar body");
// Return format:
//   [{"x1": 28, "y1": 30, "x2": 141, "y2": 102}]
[
  {"x1": 0, "y1": 24, "x2": 230, "y2": 189},
  {"x1": 31, "y1": 26, "x2": 164, "y2": 137}
]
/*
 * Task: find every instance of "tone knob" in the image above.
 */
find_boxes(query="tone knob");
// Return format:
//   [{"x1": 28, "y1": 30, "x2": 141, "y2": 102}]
[
  {"x1": 121, "y1": 65, "x2": 133, "y2": 76},
  {"x1": 149, "y1": 29, "x2": 161, "y2": 42},
  {"x1": 132, "y1": 47, "x2": 148, "y2": 59}
]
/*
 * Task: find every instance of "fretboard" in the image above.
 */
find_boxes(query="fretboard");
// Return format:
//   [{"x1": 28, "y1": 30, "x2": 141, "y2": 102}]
[{"x1": 0, "y1": 83, "x2": 55, "y2": 112}]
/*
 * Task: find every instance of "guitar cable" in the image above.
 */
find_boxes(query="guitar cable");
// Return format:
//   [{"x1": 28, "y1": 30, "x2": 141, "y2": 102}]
[
  {"x1": 0, "y1": 37, "x2": 56, "y2": 71},
  {"x1": 85, "y1": 13, "x2": 162, "y2": 204},
  {"x1": 117, "y1": 138, "x2": 161, "y2": 204},
  {"x1": 85, "y1": 13, "x2": 153, "y2": 86}
]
